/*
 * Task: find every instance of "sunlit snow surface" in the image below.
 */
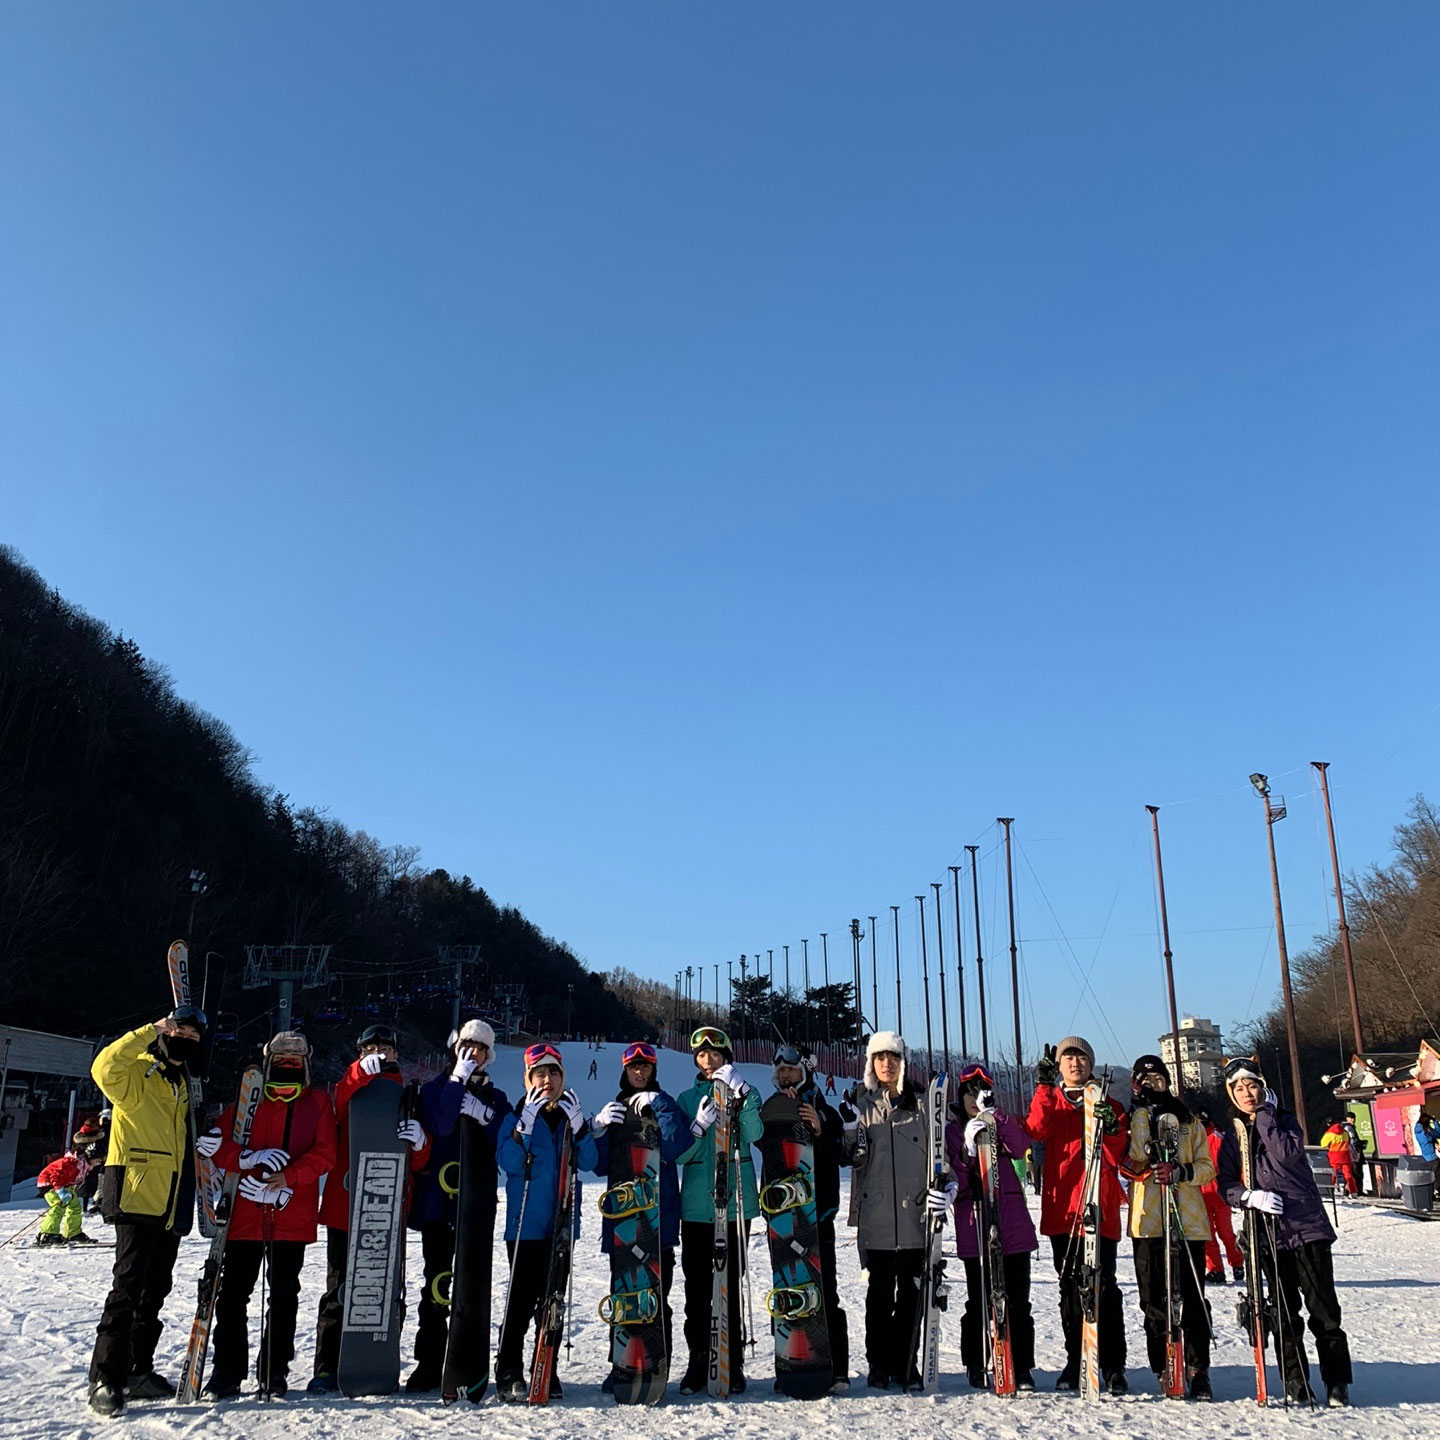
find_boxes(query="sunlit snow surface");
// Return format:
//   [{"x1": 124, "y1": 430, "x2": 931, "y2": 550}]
[{"x1": 3, "y1": 1046, "x2": 1437, "y2": 1438}]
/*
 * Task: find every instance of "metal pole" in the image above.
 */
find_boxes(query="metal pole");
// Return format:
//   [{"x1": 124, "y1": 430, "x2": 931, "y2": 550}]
[
  {"x1": 1146, "y1": 806, "x2": 1184, "y2": 1094},
  {"x1": 967, "y1": 845, "x2": 990, "y2": 1067},
  {"x1": 950, "y1": 866, "x2": 969, "y2": 1058},
  {"x1": 801, "y1": 939, "x2": 811, "y2": 1049},
  {"x1": 850, "y1": 919, "x2": 864, "y2": 1048},
  {"x1": 999, "y1": 819, "x2": 1023, "y2": 1101},
  {"x1": 452, "y1": 951, "x2": 463, "y2": 1035},
  {"x1": 66, "y1": 1088, "x2": 76, "y2": 1145},
  {"x1": 1251, "y1": 775, "x2": 1310, "y2": 1139},
  {"x1": 930, "y1": 882, "x2": 950, "y2": 1068},
  {"x1": 820, "y1": 933, "x2": 831, "y2": 1045},
  {"x1": 784, "y1": 945, "x2": 791, "y2": 1039},
  {"x1": 1312, "y1": 762, "x2": 1365, "y2": 1058},
  {"x1": 728, "y1": 957, "x2": 734, "y2": 1030},
  {"x1": 891, "y1": 906, "x2": 902, "y2": 1035},
  {"x1": 714, "y1": 963, "x2": 719, "y2": 1025},
  {"x1": 868, "y1": 917, "x2": 879, "y2": 1043},
  {"x1": 917, "y1": 893, "x2": 935, "y2": 1078}
]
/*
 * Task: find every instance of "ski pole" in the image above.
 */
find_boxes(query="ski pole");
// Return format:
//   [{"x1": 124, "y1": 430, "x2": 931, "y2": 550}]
[
  {"x1": 259, "y1": 1205, "x2": 271, "y2": 1401},
  {"x1": 564, "y1": 1179, "x2": 578, "y2": 1358},
  {"x1": 0, "y1": 1211, "x2": 45, "y2": 1248}
]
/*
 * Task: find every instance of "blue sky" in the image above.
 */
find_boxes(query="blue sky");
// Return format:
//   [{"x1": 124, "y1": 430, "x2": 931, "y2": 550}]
[{"x1": 3, "y1": 3, "x2": 1438, "y2": 1070}]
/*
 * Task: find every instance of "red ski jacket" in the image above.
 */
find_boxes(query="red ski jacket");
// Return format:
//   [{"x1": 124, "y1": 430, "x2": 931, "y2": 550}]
[
  {"x1": 214, "y1": 1087, "x2": 337, "y2": 1243},
  {"x1": 1024, "y1": 1083, "x2": 1129, "y2": 1240},
  {"x1": 317, "y1": 1063, "x2": 429, "y2": 1232},
  {"x1": 38, "y1": 1153, "x2": 88, "y2": 1192}
]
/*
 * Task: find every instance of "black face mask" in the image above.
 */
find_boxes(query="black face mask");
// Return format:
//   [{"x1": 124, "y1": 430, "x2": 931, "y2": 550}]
[{"x1": 161, "y1": 1034, "x2": 203, "y2": 1069}]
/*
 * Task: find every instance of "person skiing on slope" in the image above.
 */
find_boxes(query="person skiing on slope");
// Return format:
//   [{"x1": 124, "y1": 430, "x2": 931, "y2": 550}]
[
  {"x1": 1192, "y1": 1104, "x2": 1244, "y2": 1285},
  {"x1": 308, "y1": 1024, "x2": 431, "y2": 1394},
  {"x1": 945, "y1": 1061, "x2": 1037, "y2": 1391},
  {"x1": 845, "y1": 1031, "x2": 955, "y2": 1392},
  {"x1": 588, "y1": 1041, "x2": 689, "y2": 1393},
  {"x1": 1217, "y1": 1056, "x2": 1353, "y2": 1407},
  {"x1": 403, "y1": 1019, "x2": 511, "y2": 1393},
  {"x1": 495, "y1": 1042, "x2": 596, "y2": 1402},
  {"x1": 771, "y1": 1041, "x2": 852, "y2": 1388},
  {"x1": 197, "y1": 1031, "x2": 336, "y2": 1399},
  {"x1": 1320, "y1": 1121, "x2": 1358, "y2": 1197},
  {"x1": 674, "y1": 1025, "x2": 762, "y2": 1395},
  {"x1": 1123, "y1": 1055, "x2": 1214, "y2": 1401},
  {"x1": 1024, "y1": 1034, "x2": 1129, "y2": 1394},
  {"x1": 85, "y1": 1006, "x2": 209, "y2": 1416},
  {"x1": 36, "y1": 1129, "x2": 98, "y2": 1246}
]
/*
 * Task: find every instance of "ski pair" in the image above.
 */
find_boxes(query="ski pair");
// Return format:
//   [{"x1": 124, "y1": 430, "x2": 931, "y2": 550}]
[
  {"x1": 1076, "y1": 1071, "x2": 1110, "y2": 1400},
  {"x1": 973, "y1": 1111, "x2": 1015, "y2": 1396},
  {"x1": 167, "y1": 940, "x2": 218, "y2": 1238},
  {"x1": 707, "y1": 1078, "x2": 744, "y2": 1397},
  {"x1": 1234, "y1": 1115, "x2": 1294, "y2": 1408},
  {"x1": 908, "y1": 1072, "x2": 949, "y2": 1393},
  {"x1": 1154, "y1": 1111, "x2": 1187, "y2": 1400}
]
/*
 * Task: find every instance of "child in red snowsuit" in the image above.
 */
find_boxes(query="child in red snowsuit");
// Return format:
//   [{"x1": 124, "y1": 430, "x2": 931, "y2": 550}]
[{"x1": 37, "y1": 1145, "x2": 95, "y2": 1245}]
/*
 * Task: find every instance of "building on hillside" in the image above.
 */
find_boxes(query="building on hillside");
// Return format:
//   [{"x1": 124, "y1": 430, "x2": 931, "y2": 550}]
[{"x1": 1159, "y1": 1015, "x2": 1225, "y2": 1094}]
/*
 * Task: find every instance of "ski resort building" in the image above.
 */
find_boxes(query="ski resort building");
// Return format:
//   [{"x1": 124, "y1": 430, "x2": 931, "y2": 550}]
[{"x1": 1159, "y1": 1015, "x2": 1225, "y2": 1094}]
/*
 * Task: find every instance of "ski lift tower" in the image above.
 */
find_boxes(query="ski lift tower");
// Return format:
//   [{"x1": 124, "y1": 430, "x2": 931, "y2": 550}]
[
  {"x1": 493, "y1": 983, "x2": 526, "y2": 1044},
  {"x1": 439, "y1": 945, "x2": 484, "y2": 1032},
  {"x1": 243, "y1": 945, "x2": 331, "y2": 1034}
]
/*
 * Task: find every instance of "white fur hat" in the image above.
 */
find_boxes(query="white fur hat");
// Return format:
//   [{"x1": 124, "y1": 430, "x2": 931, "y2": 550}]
[
  {"x1": 865, "y1": 1030, "x2": 907, "y2": 1092},
  {"x1": 452, "y1": 1019, "x2": 496, "y2": 1054}
]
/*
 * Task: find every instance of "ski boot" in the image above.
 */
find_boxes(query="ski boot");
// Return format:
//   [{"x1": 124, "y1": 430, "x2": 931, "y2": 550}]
[
  {"x1": 125, "y1": 1371, "x2": 175, "y2": 1400},
  {"x1": 88, "y1": 1381, "x2": 125, "y2": 1417},
  {"x1": 68, "y1": 1232, "x2": 99, "y2": 1245},
  {"x1": 1327, "y1": 1382, "x2": 1351, "y2": 1408},
  {"x1": 202, "y1": 1374, "x2": 243, "y2": 1401},
  {"x1": 306, "y1": 1371, "x2": 338, "y2": 1395},
  {"x1": 1188, "y1": 1369, "x2": 1212, "y2": 1402},
  {"x1": 34, "y1": 1232, "x2": 64, "y2": 1247}
]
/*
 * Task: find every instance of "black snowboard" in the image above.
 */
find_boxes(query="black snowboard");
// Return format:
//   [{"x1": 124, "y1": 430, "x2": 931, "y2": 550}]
[
  {"x1": 339, "y1": 1079, "x2": 411, "y2": 1398},
  {"x1": 441, "y1": 1074, "x2": 504, "y2": 1404},
  {"x1": 757, "y1": 1093, "x2": 832, "y2": 1400},
  {"x1": 600, "y1": 1100, "x2": 667, "y2": 1405}
]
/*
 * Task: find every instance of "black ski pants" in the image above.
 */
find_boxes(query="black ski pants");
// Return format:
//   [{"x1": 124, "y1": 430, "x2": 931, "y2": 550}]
[
  {"x1": 496, "y1": 1239, "x2": 553, "y2": 1382},
  {"x1": 960, "y1": 1250, "x2": 1035, "y2": 1374},
  {"x1": 1131, "y1": 1236, "x2": 1211, "y2": 1375},
  {"x1": 89, "y1": 1223, "x2": 181, "y2": 1388},
  {"x1": 817, "y1": 1219, "x2": 850, "y2": 1380},
  {"x1": 863, "y1": 1248, "x2": 924, "y2": 1383},
  {"x1": 413, "y1": 1222, "x2": 456, "y2": 1372},
  {"x1": 211, "y1": 1239, "x2": 306, "y2": 1386},
  {"x1": 1049, "y1": 1232, "x2": 1126, "y2": 1378},
  {"x1": 1264, "y1": 1239, "x2": 1352, "y2": 1391},
  {"x1": 312, "y1": 1226, "x2": 349, "y2": 1377},
  {"x1": 680, "y1": 1219, "x2": 749, "y2": 1379}
]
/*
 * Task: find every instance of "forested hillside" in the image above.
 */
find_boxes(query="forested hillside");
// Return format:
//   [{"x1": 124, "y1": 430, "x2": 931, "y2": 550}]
[{"x1": 0, "y1": 547, "x2": 643, "y2": 1047}]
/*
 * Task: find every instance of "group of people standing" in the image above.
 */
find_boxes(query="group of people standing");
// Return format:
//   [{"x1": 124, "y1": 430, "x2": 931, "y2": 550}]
[{"x1": 73, "y1": 1007, "x2": 1353, "y2": 1415}]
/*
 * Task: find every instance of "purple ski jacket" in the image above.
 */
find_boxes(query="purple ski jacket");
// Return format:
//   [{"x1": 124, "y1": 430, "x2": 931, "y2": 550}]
[
  {"x1": 1217, "y1": 1104, "x2": 1335, "y2": 1250},
  {"x1": 945, "y1": 1110, "x2": 1039, "y2": 1259}
]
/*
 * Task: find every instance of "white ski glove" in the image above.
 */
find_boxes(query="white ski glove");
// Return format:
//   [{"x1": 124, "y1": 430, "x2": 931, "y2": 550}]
[
  {"x1": 517, "y1": 1087, "x2": 546, "y2": 1137},
  {"x1": 558, "y1": 1089, "x2": 586, "y2": 1136},
  {"x1": 963, "y1": 1115, "x2": 987, "y2": 1157},
  {"x1": 397, "y1": 1118, "x2": 427, "y2": 1150},
  {"x1": 627, "y1": 1090, "x2": 659, "y2": 1113},
  {"x1": 240, "y1": 1147, "x2": 290, "y2": 1172},
  {"x1": 358, "y1": 1053, "x2": 385, "y2": 1077},
  {"x1": 195, "y1": 1128, "x2": 224, "y2": 1159},
  {"x1": 711, "y1": 1064, "x2": 749, "y2": 1098},
  {"x1": 1262, "y1": 1087, "x2": 1279, "y2": 1110},
  {"x1": 592, "y1": 1100, "x2": 626, "y2": 1133},
  {"x1": 460, "y1": 1093, "x2": 494, "y2": 1125},
  {"x1": 450, "y1": 1055, "x2": 478, "y2": 1084},
  {"x1": 926, "y1": 1183, "x2": 957, "y2": 1218},
  {"x1": 1242, "y1": 1189, "x2": 1284, "y2": 1216},
  {"x1": 239, "y1": 1174, "x2": 293, "y2": 1208},
  {"x1": 975, "y1": 1088, "x2": 995, "y2": 1113},
  {"x1": 691, "y1": 1095, "x2": 720, "y2": 1136}
]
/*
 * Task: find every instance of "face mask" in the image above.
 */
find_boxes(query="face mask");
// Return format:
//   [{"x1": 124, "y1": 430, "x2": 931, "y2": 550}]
[{"x1": 162, "y1": 1035, "x2": 203, "y2": 1068}]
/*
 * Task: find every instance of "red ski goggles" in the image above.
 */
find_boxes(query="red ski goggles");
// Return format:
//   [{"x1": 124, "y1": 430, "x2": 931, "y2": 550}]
[
  {"x1": 958, "y1": 1062, "x2": 994, "y2": 1091},
  {"x1": 524, "y1": 1042, "x2": 564, "y2": 1072},
  {"x1": 622, "y1": 1043, "x2": 658, "y2": 1068}
]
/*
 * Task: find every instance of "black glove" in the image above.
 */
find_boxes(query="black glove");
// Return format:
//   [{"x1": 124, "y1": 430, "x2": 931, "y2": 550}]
[
  {"x1": 1035, "y1": 1044, "x2": 1060, "y2": 1088},
  {"x1": 1150, "y1": 1089, "x2": 1191, "y2": 1123},
  {"x1": 1094, "y1": 1099, "x2": 1120, "y2": 1135}
]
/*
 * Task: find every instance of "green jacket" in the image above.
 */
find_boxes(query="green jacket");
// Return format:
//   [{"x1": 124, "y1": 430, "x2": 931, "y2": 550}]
[
  {"x1": 92, "y1": 1024, "x2": 196, "y2": 1232},
  {"x1": 676, "y1": 1076, "x2": 761, "y2": 1222}
]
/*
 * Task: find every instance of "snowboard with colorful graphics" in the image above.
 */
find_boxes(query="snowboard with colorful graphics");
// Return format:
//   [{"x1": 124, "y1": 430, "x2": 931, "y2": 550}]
[
  {"x1": 757, "y1": 1092, "x2": 831, "y2": 1400},
  {"x1": 338, "y1": 1078, "x2": 411, "y2": 1398},
  {"x1": 598, "y1": 1099, "x2": 667, "y2": 1405}
]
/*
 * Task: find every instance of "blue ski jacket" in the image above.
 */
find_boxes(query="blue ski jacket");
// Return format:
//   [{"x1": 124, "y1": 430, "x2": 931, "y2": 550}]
[
  {"x1": 409, "y1": 1069, "x2": 511, "y2": 1228},
  {"x1": 498, "y1": 1107, "x2": 598, "y2": 1241},
  {"x1": 590, "y1": 1090, "x2": 688, "y2": 1250}
]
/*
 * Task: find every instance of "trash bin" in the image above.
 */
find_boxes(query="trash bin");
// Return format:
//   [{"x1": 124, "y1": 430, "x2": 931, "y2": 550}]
[{"x1": 1397, "y1": 1155, "x2": 1435, "y2": 1212}]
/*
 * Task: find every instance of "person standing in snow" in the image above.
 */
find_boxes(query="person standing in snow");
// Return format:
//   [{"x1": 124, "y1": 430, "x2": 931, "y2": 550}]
[
  {"x1": 35, "y1": 1130, "x2": 98, "y2": 1247},
  {"x1": 845, "y1": 1030, "x2": 955, "y2": 1392},
  {"x1": 1024, "y1": 1034, "x2": 1130, "y2": 1394},
  {"x1": 1217, "y1": 1057, "x2": 1353, "y2": 1408}
]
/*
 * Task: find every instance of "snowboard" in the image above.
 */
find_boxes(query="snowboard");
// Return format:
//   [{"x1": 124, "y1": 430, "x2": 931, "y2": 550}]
[
  {"x1": 707, "y1": 1078, "x2": 738, "y2": 1398},
  {"x1": 441, "y1": 1075, "x2": 504, "y2": 1404},
  {"x1": 1156, "y1": 1111, "x2": 1186, "y2": 1399},
  {"x1": 599, "y1": 1099, "x2": 667, "y2": 1405},
  {"x1": 527, "y1": 1120, "x2": 577, "y2": 1405},
  {"x1": 177, "y1": 1065, "x2": 264, "y2": 1402},
  {"x1": 339, "y1": 1079, "x2": 411, "y2": 1398},
  {"x1": 757, "y1": 1092, "x2": 831, "y2": 1400},
  {"x1": 975, "y1": 1112, "x2": 1016, "y2": 1396},
  {"x1": 916, "y1": 1073, "x2": 949, "y2": 1392}
]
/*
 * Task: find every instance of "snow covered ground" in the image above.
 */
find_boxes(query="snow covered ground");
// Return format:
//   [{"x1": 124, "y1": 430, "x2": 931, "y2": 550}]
[{"x1": 3, "y1": 1043, "x2": 1437, "y2": 1438}]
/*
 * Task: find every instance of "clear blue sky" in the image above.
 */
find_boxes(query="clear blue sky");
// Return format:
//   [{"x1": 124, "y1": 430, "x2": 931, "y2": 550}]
[{"x1": 4, "y1": 3, "x2": 1438, "y2": 1072}]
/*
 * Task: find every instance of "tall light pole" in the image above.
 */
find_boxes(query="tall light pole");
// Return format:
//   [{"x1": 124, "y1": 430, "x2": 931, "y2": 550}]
[
  {"x1": 967, "y1": 844, "x2": 990, "y2": 1067},
  {"x1": 999, "y1": 818, "x2": 1023, "y2": 1104},
  {"x1": 850, "y1": 918, "x2": 865, "y2": 1048},
  {"x1": 1249, "y1": 774, "x2": 1309, "y2": 1139},
  {"x1": 820, "y1": 932, "x2": 831, "y2": 1045},
  {"x1": 1146, "y1": 805, "x2": 1184, "y2": 1093},
  {"x1": 917, "y1": 893, "x2": 935, "y2": 1078},
  {"x1": 891, "y1": 906, "x2": 902, "y2": 1034},
  {"x1": 802, "y1": 938, "x2": 811, "y2": 1048},
  {"x1": 950, "y1": 865, "x2": 969, "y2": 1058},
  {"x1": 868, "y1": 916, "x2": 879, "y2": 1044},
  {"x1": 737, "y1": 955, "x2": 747, "y2": 1039},
  {"x1": 1312, "y1": 761, "x2": 1365, "y2": 1058},
  {"x1": 783, "y1": 944, "x2": 791, "y2": 1039}
]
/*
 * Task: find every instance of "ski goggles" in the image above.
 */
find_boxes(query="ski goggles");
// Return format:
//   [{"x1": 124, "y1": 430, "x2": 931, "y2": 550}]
[
  {"x1": 524, "y1": 1042, "x2": 564, "y2": 1072},
  {"x1": 622, "y1": 1042, "x2": 658, "y2": 1068},
  {"x1": 958, "y1": 1061, "x2": 994, "y2": 1091},
  {"x1": 264, "y1": 1081, "x2": 303, "y2": 1104},
  {"x1": 773, "y1": 1043, "x2": 804, "y2": 1067},
  {"x1": 690, "y1": 1026, "x2": 731, "y2": 1053},
  {"x1": 1224, "y1": 1055, "x2": 1265, "y2": 1086},
  {"x1": 357, "y1": 1023, "x2": 398, "y2": 1052}
]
